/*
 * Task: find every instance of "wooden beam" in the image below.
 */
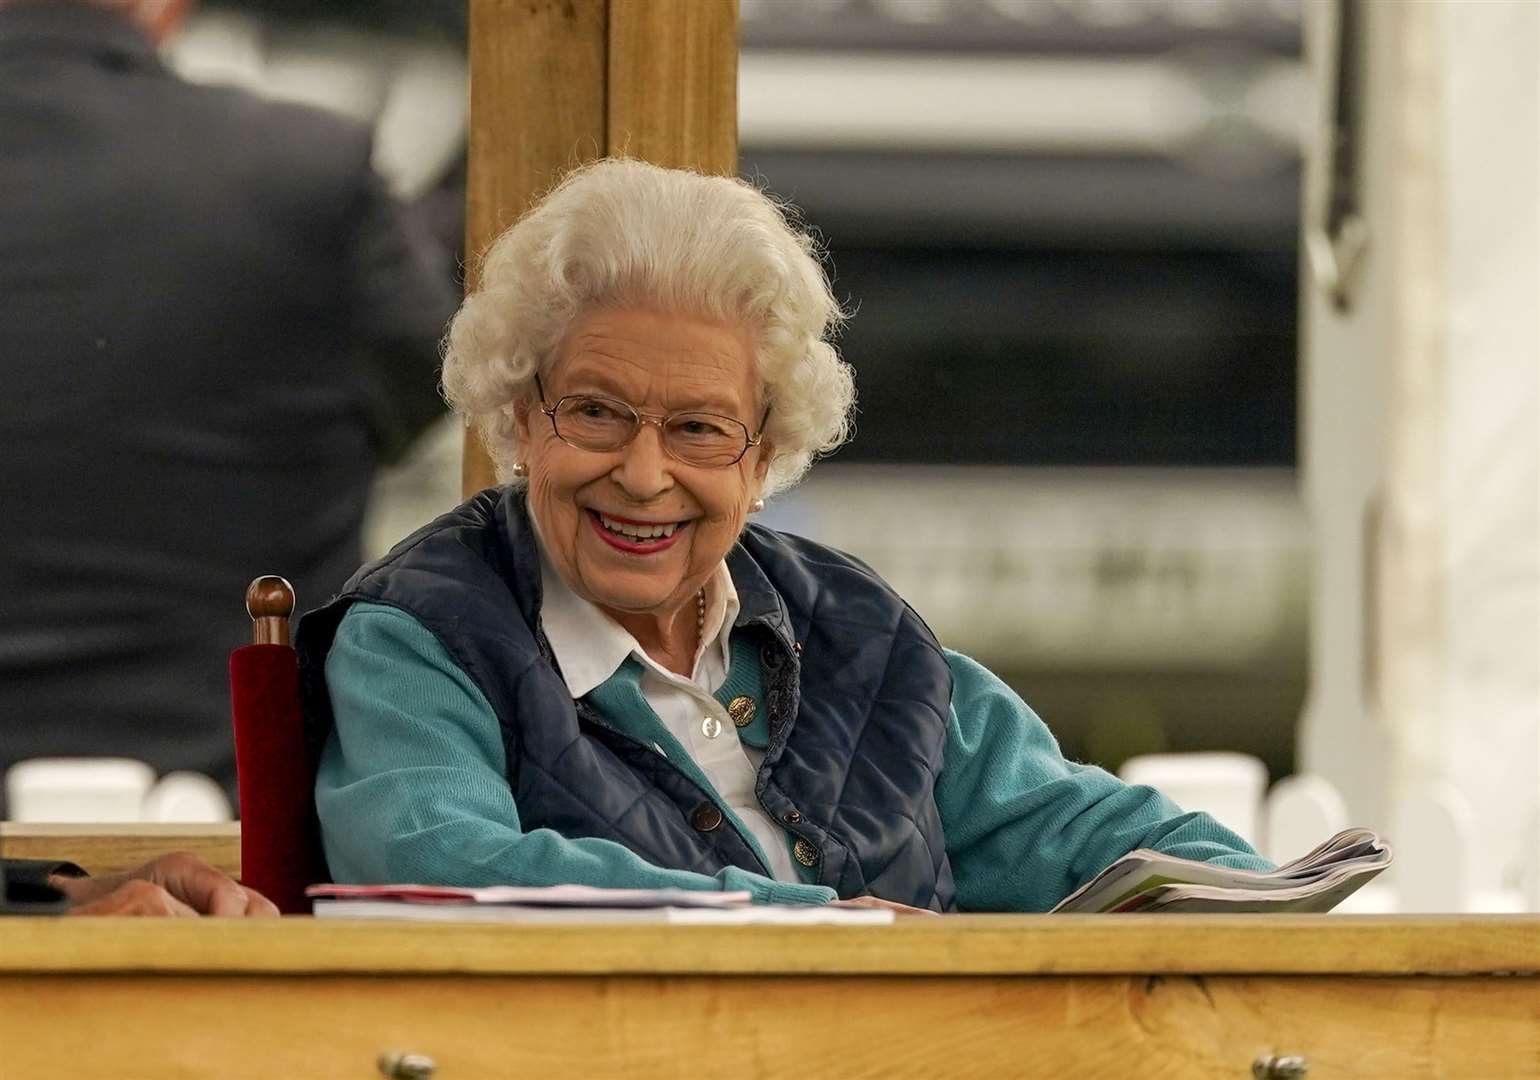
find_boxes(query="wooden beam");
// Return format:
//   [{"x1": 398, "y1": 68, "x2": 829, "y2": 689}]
[
  {"x1": 607, "y1": 0, "x2": 738, "y2": 175},
  {"x1": 461, "y1": 0, "x2": 609, "y2": 496},
  {"x1": 4, "y1": 969, "x2": 1536, "y2": 1079},
  {"x1": 2, "y1": 915, "x2": 1538, "y2": 976},
  {"x1": 460, "y1": 0, "x2": 739, "y2": 496},
  {"x1": 0, "y1": 822, "x2": 241, "y2": 878},
  {"x1": 2, "y1": 971, "x2": 1536, "y2": 1080}
]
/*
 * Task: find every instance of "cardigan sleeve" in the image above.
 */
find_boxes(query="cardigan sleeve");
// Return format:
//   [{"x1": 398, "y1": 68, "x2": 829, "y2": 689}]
[
  {"x1": 315, "y1": 602, "x2": 834, "y2": 907},
  {"x1": 935, "y1": 649, "x2": 1274, "y2": 912}
]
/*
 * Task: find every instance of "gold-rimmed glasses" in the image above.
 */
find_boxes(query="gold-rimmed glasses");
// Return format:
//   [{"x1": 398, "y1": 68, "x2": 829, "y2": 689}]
[{"x1": 535, "y1": 373, "x2": 770, "y2": 469}]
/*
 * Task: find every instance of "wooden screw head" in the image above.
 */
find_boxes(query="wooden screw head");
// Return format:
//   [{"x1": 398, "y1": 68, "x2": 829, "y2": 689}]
[{"x1": 245, "y1": 575, "x2": 295, "y2": 645}]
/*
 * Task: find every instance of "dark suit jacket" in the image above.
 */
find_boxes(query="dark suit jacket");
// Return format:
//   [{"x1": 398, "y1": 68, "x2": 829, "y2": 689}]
[{"x1": 0, "y1": 2, "x2": 460, "y2": 808}]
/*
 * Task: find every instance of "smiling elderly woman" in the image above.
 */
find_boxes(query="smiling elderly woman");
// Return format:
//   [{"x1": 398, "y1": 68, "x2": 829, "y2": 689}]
[{"x1": 297, "y1": 159, "x2": 1270, "y2": 912}]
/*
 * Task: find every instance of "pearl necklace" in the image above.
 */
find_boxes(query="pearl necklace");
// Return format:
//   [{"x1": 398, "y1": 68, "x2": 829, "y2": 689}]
[{"x1": 696, "y1": 585, "x2": 722, "y2": 740}]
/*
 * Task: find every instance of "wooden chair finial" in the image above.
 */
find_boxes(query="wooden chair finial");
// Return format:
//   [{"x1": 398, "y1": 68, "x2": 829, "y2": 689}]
[{"x1": 245, "y1": 575, "x2": 295, "y2": 646}]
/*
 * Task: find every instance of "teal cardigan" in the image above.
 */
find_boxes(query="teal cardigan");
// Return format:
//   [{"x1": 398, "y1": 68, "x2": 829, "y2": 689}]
[{"x1": 316, "y1": 602, "x2": 1272, "y2": 909}]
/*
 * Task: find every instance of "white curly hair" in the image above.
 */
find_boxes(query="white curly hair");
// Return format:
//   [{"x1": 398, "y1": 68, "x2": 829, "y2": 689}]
[{"x1": 441, "y1": 158, "x2": 855, "y2": 497}]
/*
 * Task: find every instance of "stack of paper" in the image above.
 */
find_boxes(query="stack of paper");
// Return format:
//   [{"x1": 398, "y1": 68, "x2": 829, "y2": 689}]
[
  {"x1": 1051, "y1": 827, "x2": 1393, "y2": 914},
  {"x1": 306, "y1": 883, "x2": 893, "y2": 924}
]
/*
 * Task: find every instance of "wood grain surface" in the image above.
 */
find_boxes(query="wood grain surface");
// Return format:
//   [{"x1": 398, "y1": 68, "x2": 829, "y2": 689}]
[
  {"x1": 3, "y1": 914, "x2": 1536, "y2": 976},
  {"x1": 606, "y1": 0, "x2": 738, "y2": 174},
  {"x1": 459, "y1": 0, "x2": 739, "y2": 496},
  {"x1": 0, "y1": 972, "x2": 1533, "y2": 1079},
  {"x1": 461, "y1": 0, "x2": 609, "y2": 495},
  {"x1": 0, "y1": 822, "x2": 240, "y2": 877},
  {"x1": 464, "y1": 0, "x2": 607, "y2": 282}
]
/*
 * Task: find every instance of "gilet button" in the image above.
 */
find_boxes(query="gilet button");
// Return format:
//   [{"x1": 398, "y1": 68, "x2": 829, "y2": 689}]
[
  {"x1": 782, "y1": 809, "x2": 803, "y2": 824},
  {"x1": 793, "y1": 837, "x2": 819, "y2": 867},
  {"x1": 728, "y1": 695, "x2": 756, "y2": 728},
  {"x1": 690, "y1": 804, "x2": 724, "y2": 832}
]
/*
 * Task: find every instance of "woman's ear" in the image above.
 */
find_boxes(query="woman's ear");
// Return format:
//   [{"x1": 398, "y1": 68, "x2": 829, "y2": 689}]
[
  {"x1": 511, "y1": 394, "x2": 532, "y2": 443},
  {"x1": 751, "y1": 438, "x2": 775, "y2": 484}
]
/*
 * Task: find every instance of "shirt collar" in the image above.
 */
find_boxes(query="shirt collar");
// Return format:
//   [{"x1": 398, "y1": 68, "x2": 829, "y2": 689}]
[{"x1": 530, "y1": 510, "x2": 739, "y2": 699}]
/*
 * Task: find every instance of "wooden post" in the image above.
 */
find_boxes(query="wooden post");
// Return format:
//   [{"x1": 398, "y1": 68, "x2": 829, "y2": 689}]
[
  {"x1": 606, "y1": 0, "x2": 738, "y2": 174},
  {"x1": 461, "y1": 0, "x2": 739, "y2": 497}
]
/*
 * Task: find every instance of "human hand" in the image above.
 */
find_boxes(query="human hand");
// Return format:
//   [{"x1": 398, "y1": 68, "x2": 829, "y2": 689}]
[
  {"x1": 828, "y1": 895, "x2": 939, "y2": 916},
  {"x1": 51, "y1": 851, "x2": 279, "y2": 918}
]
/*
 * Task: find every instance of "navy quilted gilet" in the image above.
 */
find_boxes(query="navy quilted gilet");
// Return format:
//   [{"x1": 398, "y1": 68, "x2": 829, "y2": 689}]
[{"x1": 297, "y1": 488, "x2": 958, "y2": 911}]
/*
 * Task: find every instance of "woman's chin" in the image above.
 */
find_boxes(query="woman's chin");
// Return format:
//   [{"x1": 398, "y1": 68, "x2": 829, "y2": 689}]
[
  {"x1": 592, "y1": 589, "x2": 686, "y2": 623},
  {"x1": 577, "y1": 565, "x2": 689, "y2": 619}
]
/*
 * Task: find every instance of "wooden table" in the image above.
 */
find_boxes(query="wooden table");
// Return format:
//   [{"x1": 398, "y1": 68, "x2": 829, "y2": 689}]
[{"x1": 2, "y1": 915, "x2": 1536, "y2": 1079}]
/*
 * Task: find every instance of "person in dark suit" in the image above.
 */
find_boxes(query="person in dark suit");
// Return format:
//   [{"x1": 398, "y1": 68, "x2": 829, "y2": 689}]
[
  {"x1": 1, "y1": 851, "x2": 277, "y2": 915},
  {"x1": 0, "y1": 0, "x2": 460, "y2": 810}
]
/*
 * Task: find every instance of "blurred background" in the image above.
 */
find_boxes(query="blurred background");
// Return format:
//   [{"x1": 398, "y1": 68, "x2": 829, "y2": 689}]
[
  {"x1": 166, "y1": 0, "x2": 1311, "y2": 780},
  {"x1": 734, "y1": 0, "x2": 1308, "y2": 786},
  {"x1": 4, "y1": 0, "x2": 1534, "y2": 913}
]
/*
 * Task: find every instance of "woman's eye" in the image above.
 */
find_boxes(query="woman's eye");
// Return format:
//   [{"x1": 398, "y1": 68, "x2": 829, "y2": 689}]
[
  {"x1": 673, "y1": 417, "x2": 732, "y2": 439},
  {"x1": 574, "y1": 400, "x2": 623, "y2": 421}
]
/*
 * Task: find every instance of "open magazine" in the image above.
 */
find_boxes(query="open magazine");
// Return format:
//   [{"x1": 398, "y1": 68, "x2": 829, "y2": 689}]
[{"x1": 1051, "y1": 827, "x2": 1392, "y2": 913}]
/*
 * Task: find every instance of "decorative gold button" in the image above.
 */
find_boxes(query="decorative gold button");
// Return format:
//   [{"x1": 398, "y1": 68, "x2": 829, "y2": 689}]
[
  {"x1": 793, "y1": 837, "x2": 819, "y2": 867},
  {"x1": 728, "y1": 695, "x2": 756, "y2": 728},
  {"x1": 701, "y1": 715, "x2": 722, "y2": 739}
]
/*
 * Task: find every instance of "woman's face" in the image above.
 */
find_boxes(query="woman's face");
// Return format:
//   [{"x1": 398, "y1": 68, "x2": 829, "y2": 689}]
[{"x1": 515, "y1": 306, "x2": 772, "y2": 624}]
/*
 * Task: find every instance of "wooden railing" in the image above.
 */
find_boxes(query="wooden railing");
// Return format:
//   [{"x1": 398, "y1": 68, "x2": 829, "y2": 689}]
[{"x1": 0, "y1": 822, "x2": 240, "y2": 877}]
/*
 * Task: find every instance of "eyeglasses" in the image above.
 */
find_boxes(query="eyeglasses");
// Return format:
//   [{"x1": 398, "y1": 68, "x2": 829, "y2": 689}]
[{"x1": 535, "y1": 373, "x2": 770, "y2": 468}]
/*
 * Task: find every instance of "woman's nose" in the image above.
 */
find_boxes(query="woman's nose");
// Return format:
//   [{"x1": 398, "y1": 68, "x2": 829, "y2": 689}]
[{"x1": 610, "y1": 421, "x2": 675, "y2": 498}]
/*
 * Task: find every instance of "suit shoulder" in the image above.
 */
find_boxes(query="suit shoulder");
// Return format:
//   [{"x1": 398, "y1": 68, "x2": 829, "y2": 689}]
[{"x1": 172, "y1": 78, "x2": 374, "y2": 181}]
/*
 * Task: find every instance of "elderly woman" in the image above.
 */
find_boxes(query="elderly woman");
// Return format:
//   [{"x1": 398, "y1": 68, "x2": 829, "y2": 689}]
[{"x1": 297, "y1": 159, "x2": 1270, "y2": 912}]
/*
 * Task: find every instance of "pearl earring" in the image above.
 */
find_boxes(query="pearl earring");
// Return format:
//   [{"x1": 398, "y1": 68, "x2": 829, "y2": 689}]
[
  {"x1": 751, "y1": 498, "x2": 765, "y2": 513},
  {"x1": 511, "y1": 462, "x2": 529, "y2": 479}
]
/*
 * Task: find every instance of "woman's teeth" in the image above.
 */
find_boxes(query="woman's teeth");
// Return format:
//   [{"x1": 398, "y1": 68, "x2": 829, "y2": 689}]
[{"x1": 597, "y1": 513, "x2": 679, "y2": 542}]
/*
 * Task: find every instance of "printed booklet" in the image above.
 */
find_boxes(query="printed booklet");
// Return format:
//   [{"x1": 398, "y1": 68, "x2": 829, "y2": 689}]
[{"x1": 1051, "y1": 827, "x2": 1392, "y2": 913}]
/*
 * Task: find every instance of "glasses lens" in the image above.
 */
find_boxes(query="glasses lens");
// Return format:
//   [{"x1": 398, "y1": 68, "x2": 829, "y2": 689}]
[
  {"x1": 665, "y1": 413, "x2": 750, "y2": 467},
  {"x1": 554, "y1": 396, "x2": 635, "y2": 450}
]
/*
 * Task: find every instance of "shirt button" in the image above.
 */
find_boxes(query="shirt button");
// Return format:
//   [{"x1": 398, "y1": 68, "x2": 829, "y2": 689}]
[
  {"x1": 691, "y1": 804, "x2": 724, "y2": 832},
  {"x1": 728, "y1": 696, "x2": 756, "y2": 728},
  {"x1": 701, "y1": 715, "x2": 723, "y2": 739},
  {"x1": 793, "y1": 837, "x2": 819, "y2": 867}
]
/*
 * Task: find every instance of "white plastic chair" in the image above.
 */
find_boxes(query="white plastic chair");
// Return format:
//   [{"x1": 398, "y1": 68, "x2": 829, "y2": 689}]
[
  {"x1": 1263, "y1": 773, "x2": 1348, "y2": 864},
  {"x1": 4, "y1": 758, "x2": 232, "y2": 823},
  {"x1": 1392, "y1": 783, "x2": 1475, "y2": 914},
  {"x1": 1261, "y1": 773, "x2": 1398, "y2": 913},
  {"x1": 4, "y1": 758, "x2": 157, "y2": 823},
  {"x1": 1119, "y1": 752, "x2": 1267, "y2": 847},
  {"x1": 140, "y1": 771, "x2": 233, "y2": 823}
]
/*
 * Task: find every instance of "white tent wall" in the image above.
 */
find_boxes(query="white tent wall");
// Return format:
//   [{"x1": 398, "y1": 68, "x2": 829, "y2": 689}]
[
  {"x1": 1435, "y1": 1, "x2": 1539, "y2": 905},
  {"x1": 1300, "y1": 0, "x2": 1539, "y2": 908}
]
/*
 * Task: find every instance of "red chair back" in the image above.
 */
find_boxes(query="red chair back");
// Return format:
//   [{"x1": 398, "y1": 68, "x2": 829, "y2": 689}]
[{"x1": 229, "y1": 576, "x2": 327, "y2": 914}]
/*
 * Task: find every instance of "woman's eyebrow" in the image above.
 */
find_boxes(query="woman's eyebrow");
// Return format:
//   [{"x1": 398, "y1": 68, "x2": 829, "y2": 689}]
[
  {"x1": 549, "y1": 363, "x2": 635, "y2": 400},
  {"x1": 557, "y1": 371, "x2": 744, "y2": 415}
]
